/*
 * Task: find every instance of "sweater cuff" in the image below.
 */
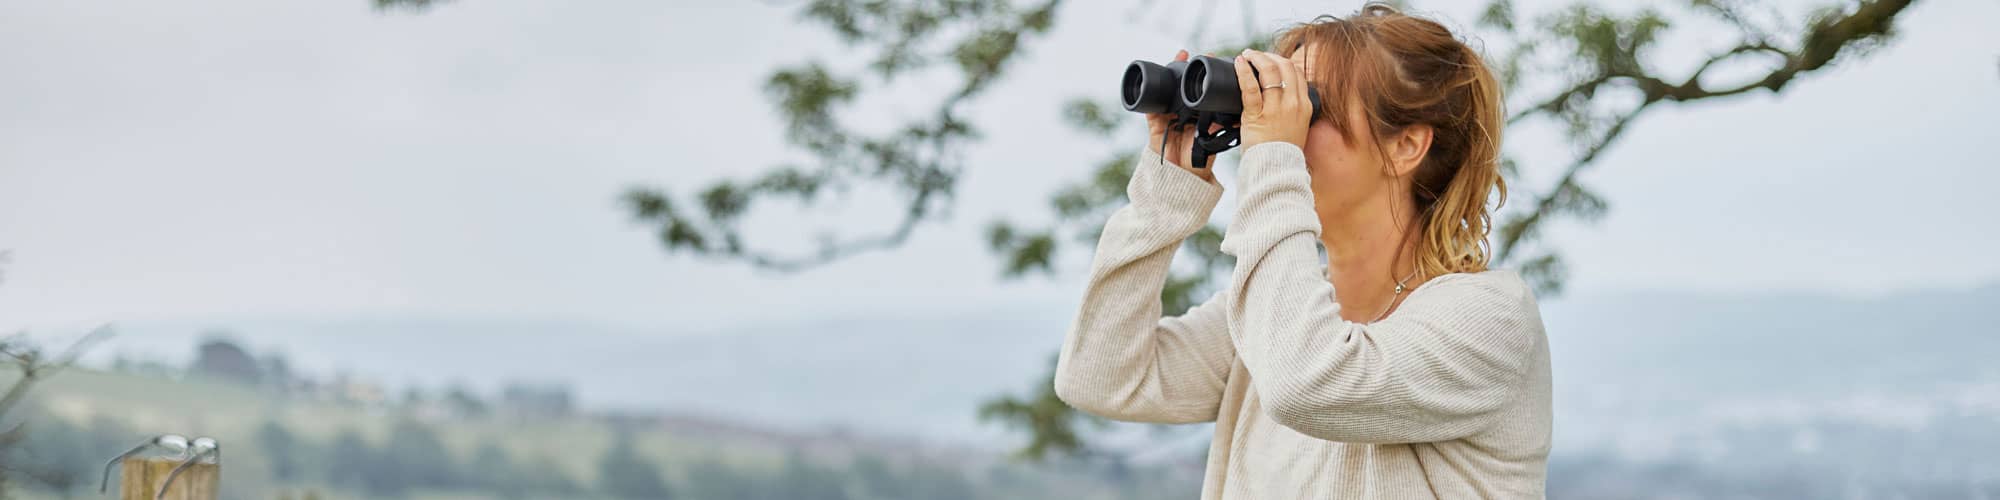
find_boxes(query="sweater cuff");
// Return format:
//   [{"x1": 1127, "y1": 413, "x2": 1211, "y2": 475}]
[{"x1": 1127, "y1": 146, "x2": 1225, "y2": 230}]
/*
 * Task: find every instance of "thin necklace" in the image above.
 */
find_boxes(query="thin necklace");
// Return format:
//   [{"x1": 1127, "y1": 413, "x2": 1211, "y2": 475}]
[{"x1": 1370, "y1": 267, "x2": 1420, "y2": 323}]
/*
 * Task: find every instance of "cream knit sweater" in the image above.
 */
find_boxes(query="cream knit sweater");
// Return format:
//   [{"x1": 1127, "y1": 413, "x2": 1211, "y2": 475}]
[{"x1": 1053, "y1": 142, "x2": 1552, "y2": 499}]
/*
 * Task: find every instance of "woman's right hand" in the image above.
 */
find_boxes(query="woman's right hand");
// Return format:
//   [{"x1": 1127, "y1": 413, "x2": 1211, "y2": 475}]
[{"x1": 1146, "y1": 49, "x2": 1220, "y2": 184}]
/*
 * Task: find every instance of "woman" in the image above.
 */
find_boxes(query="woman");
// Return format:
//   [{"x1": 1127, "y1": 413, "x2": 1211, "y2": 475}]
[{"x1": 1053, "y1": 4, "x2": 1550, "y2": 499}]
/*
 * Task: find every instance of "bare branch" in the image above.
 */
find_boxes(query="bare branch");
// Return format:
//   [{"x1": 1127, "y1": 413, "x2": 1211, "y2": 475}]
[
  {"x1": 0, "y1": 327, "x2": 113, "y2": 420},
  {"x1": 741, "y1": 182, "x2": 937, "y2": 273},
  {"x1": 1686, "y1": 42, "x2": 1791, "y2": 80},
  {"x1": 51, "y1": 326, "x2": 115, "y2": 369}
]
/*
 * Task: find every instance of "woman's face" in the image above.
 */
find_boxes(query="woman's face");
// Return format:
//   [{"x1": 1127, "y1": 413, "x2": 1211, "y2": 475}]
[{"x1": 1290, "y1": 43, "x2": 1401, "y2": 227}]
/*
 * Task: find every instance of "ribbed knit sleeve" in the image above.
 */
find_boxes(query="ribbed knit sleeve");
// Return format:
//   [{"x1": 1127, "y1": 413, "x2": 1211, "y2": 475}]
[
  {"x1": 1052, "y1": 147, "x2": 1238, "y2": 424},
  {"x1": 1219, "y1": 142, "x2": 1542, "y2": 444}
]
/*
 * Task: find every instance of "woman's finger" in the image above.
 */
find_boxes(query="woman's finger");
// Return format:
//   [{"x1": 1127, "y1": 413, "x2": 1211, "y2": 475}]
[
  {"x1": 1241, "y1": 50, "x2": 1287, "y2": 94},
  {"x1": 1268, "y1": 49, "x2": 1307, "y2": 113},
  {"x1": 1287, "y1": 46, "x2": 1313, "y2": 111},
  {"x1": 1233, "y1": 51, "x2": 1264, "y2": 119},
  {"x1": 1242, "y1": 50, "x2": 1295, "y2": 115}
]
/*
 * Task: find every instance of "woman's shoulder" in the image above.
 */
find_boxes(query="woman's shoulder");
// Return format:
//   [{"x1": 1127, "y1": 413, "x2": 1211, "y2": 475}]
[
  {"x1": 1411, "y1": 269, "x2": 1541, "y2": 315},
  {"x1": 1393, "y1": 270, "x2": 1549, "y2": 355}
]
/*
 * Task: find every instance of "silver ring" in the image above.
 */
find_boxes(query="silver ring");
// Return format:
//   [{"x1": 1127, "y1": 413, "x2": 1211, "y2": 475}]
[{"x1": 1261, "y1": 81, "x2": 1285, "y2": 90}]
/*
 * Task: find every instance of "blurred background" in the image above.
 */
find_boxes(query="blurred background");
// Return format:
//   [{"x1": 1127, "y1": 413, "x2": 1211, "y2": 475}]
[{"x1": 1, "y1": 0, "x2": 1995, "y2": 498}]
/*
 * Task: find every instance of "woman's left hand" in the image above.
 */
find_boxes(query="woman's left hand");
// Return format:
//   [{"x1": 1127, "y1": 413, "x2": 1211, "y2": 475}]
[{"x1": 1234, "y1": 49, "x2": 1310, "y2": 149}]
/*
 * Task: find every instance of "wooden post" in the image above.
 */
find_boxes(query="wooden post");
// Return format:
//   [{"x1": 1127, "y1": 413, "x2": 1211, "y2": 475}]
[{"x1": 117, "y1": 456, "x2": 219, "y2": 500}]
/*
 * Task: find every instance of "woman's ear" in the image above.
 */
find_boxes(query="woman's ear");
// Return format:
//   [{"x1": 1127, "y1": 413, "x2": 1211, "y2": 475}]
[{"x1": 1385, "y1": 124, "x2": 1434, "y2": 177}]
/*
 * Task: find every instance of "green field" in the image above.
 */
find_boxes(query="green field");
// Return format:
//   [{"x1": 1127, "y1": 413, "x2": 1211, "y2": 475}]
[{"x1": 1, "y1": 368, "x2": 1195, "y2": 500}]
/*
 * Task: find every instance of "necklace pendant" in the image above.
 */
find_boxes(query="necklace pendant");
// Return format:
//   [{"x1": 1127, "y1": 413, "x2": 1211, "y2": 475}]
[{"x1": 1393, "y1": 283, "x2": 1405, "y2": 294}]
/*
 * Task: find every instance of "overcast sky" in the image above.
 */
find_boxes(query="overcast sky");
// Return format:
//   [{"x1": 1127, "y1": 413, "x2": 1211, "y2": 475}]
[{"x1": 2, "y1": 0, "x2": 1995, "y2": 336}]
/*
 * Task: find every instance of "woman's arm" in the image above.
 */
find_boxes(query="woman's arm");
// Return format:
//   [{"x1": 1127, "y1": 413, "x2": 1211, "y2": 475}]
[
  {"x1": 1052, "y1": 147, "x2": 1237, "y2": 424},
  {"x1": 1220, "y1": 142, "x2": 1542, "y2": 443}
]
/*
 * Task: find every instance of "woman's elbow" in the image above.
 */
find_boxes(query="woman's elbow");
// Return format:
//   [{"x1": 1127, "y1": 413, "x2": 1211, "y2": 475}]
[
  {"x1": 1050, "y1": 359, "x2": 1109, "y2": 413},
  {"x1": 1259, "y1": 380, "x2": 1504, "y2": 443},
  {"x1": 1261, "y1": 371, "x2": 1378, "y2": 415},
  {"x1": 1052, "y1": 367, "x2": 1207, "y2": 423},
  {"x1": 1050, "y1": 369, "x2": 1087, "y2": 407},
  {"x1": 1261, "y1": 398, "x2": 1390, "y2": 442},
  {"x1": 1258, "y1": 378, "x2": 1403, "y2": 442},
  {"x1": 1261, "y1": 384, "x2": 1342, "y2": 436},
  {"x1": 1054, "y1": 378, "x2": 1134, "y2": 422}
]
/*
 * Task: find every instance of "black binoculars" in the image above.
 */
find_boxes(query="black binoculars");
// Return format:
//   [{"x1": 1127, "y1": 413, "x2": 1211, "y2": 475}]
[{"x1": 1119, "y1": 55, "x2": 1322, "y2": 169}]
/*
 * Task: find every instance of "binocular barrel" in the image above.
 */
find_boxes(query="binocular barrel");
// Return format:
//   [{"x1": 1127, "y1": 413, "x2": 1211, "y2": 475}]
[
  {"x1": 1120, "y1": 59, "x2": 1186, "y2": 114},
  {"x1": 1120, "y1": 55, "x2": 1321, "y2": 118}
]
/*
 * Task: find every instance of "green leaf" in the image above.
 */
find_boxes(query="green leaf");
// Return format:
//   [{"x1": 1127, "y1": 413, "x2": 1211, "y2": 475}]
[
  {"x1": 1479, "y1": 0, "x2": 1517, "y2": 32},
  {"x1": 623, "y1": 189, "x2": 674, "y2": 219},
  {"x1": 698, "y1": 183, "x2": 750, "y2": 222},
  {"x1": 1515, "y1": 252, "x2": 1567, "y2": 297},
  {"x1": 985, "y1": 220, "x2": 1018, "y2": 250}
]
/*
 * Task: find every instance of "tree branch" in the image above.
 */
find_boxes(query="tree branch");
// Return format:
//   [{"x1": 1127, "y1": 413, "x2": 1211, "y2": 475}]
[
  {"x1": 631, "y1": 0, "x2": 1064, "y2": 272},
  {"x1": 0, "y1": 326, "x2": 114, "y2": 446},
  {"x1": 1496, "y1": 0, "x2": 1917, "y2": 269},
  {"x1": 1497, "y1": 109, "x2": 1636, "y2": 261}
]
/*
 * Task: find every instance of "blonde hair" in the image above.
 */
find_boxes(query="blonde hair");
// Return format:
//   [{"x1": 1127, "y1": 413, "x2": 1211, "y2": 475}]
[{"x1": 1273, "y1": 3, "x2": 1508, "y2": 278}]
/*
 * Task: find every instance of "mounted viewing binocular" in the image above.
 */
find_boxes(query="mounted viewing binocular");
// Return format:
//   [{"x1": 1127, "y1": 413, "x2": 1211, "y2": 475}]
[{"x1": 1120, "y1": 54, "x2": 1322, "y2": 169}]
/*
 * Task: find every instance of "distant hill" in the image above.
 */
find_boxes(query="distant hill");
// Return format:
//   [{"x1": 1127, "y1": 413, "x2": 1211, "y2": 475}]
[
  {"x1": 97, "y1": 301, "x2": 1078, "y2": 448},
  {"x1": 94, "y1": 282, "x2": 2000, "y2": 494},
  {"x1": 3, "y1": 368, "x2": 1199, "y2": 500}
]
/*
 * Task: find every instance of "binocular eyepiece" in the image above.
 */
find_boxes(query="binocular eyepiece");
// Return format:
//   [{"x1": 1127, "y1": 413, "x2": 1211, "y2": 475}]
[{"x1": 1120, "y1": 55, "x2": 1322, "y2": 119}]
